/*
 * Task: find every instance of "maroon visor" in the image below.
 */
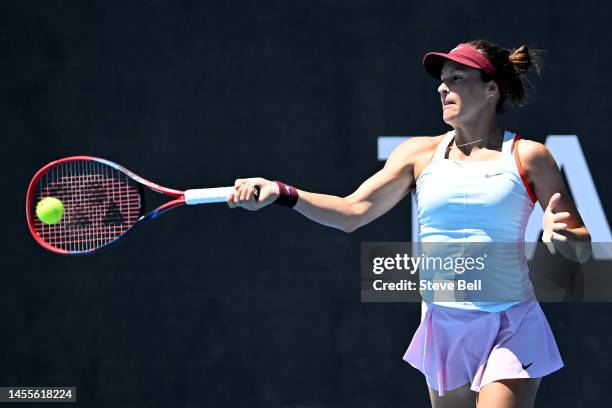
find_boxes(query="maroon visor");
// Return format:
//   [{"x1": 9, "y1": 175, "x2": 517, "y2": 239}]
[
  {"x1": 423, "y1": 43, "x2": 496, "y2": 79},
  {"x1": 423, "y1": 43, "x2": 509, "y2": 96}
]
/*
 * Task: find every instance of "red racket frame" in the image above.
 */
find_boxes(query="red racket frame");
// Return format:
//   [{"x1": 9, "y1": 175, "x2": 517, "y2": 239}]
[{"x1": 26, "y1": 156, "x2": 188, "y2": 255}]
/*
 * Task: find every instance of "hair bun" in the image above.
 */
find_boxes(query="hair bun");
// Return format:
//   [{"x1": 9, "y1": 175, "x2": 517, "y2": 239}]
[{"x1": 509, "y1": 45, "x2": 531, "y2": 74}]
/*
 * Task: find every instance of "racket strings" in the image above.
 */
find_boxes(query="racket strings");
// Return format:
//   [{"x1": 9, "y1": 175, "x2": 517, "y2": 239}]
[{"x1": 32, "y1": 160, "x2": 142, "y2": 252}]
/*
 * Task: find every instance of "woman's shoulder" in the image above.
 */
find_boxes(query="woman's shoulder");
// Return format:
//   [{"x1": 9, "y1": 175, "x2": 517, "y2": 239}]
[
  {"x1": 389, "y1": 133, "x2": 448, "y2": 159},
  {"x1": 515, "y1": 137, "x2": 553, "y2": 167},
  {"x1": 384, "y1": 133, "x2": 450, "y2": 180}
]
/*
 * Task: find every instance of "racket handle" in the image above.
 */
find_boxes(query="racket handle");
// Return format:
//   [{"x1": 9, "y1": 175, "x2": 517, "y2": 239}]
[{"x1": 184, "y1": 187, "x2": 235, "y2": 205}]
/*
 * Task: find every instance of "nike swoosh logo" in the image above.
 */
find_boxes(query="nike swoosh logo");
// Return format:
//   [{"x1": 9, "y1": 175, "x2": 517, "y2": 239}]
[
  {"x1": 484, "y1": 172, "x2": 504, "y2": 178},
  {"x1": 521, "y1": 362, "x2": 533, "y2": 370}
]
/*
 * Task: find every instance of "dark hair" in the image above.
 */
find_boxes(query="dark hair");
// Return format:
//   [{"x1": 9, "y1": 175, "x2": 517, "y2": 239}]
[{"x1": 467, "y1": 39, "x2": 543, "y2": 113}]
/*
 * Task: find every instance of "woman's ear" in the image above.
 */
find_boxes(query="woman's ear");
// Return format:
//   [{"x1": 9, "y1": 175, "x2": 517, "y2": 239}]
[{"x1": 487, "y1": 81, "x2": 499, "y2": 99}]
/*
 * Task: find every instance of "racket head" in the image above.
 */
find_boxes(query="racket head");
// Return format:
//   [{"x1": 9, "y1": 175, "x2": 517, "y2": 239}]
[{"x1": 26, "y1": 156, "x2": 181, "y2": 255}]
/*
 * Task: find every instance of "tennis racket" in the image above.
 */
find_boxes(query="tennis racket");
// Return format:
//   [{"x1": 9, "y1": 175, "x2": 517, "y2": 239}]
[{"x1": 26, "y1": 156, "x2": 252, "y2": 255}]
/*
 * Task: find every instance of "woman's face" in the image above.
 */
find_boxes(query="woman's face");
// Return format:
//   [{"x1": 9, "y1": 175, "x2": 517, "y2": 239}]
[{"x1": 438, "y1": 60, "x2": 498, "y2": 125}]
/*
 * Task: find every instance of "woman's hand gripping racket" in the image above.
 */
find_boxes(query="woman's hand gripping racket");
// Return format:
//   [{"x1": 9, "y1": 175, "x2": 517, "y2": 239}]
[{"x1": 26, "y1": 156, "x2": 258, "y2": 255}]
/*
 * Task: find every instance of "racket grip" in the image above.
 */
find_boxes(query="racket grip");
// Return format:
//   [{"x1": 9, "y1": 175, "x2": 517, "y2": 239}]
[{"x1": 184, "y1": 187, "x2": 235, "y2": 205}]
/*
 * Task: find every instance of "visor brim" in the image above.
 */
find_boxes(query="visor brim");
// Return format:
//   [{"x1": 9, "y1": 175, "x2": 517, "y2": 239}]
[{"x1": 423, "y1": 52, "x2": 485, "y2": 79}]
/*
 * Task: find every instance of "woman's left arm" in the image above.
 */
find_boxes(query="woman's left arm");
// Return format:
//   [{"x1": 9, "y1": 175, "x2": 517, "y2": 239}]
[{"x1": 518, "y1": 139, "x2": 591, "y2": 261}]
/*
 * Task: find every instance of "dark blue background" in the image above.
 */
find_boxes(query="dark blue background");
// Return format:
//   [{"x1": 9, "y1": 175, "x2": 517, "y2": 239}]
[{"x1": 2, "y1": 1, "x2": 611, "y2": 406}]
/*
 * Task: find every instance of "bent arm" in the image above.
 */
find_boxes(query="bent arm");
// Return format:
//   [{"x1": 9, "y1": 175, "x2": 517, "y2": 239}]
[{"x1": 520, "y1": 140, "x2": 591, "y2": 261}]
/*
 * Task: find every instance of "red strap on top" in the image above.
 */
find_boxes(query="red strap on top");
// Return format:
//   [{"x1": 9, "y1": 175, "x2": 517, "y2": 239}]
[{"x1": 512, "y1": 135, "x2": 538, "y2": 204}]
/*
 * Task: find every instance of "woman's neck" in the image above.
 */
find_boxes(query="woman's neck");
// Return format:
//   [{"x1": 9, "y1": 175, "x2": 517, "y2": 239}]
[{"x1": 452, "y1": 122, "x2": 503, "y2": 152}]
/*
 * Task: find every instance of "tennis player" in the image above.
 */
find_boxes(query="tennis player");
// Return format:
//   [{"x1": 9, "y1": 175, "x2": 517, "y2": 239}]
[{"x1": 228, "y1": 40, "x2": 591, "y2": 407}]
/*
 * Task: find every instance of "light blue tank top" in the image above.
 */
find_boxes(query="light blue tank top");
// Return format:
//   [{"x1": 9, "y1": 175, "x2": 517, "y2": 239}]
[{"x1": 415, "y1": 130, "x2": 536, "y2": 313}]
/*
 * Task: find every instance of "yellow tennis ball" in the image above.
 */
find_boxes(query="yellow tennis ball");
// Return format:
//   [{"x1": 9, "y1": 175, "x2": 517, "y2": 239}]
[{"x1": 36, "y1": 197, "x2": 64, "y2": 225}]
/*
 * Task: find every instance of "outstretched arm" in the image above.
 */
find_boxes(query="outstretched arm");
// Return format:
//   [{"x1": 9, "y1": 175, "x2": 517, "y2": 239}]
[{"x1": 228, "y1": 137, "x2": 432, "y2": 233}]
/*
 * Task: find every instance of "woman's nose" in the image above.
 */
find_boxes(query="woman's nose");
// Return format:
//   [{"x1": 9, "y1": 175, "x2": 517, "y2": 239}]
[{"x1": 438, "y1": 81, "x2": 449, "y2": 95}]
